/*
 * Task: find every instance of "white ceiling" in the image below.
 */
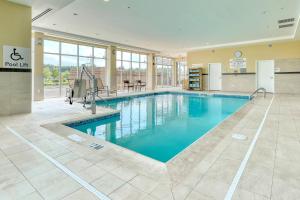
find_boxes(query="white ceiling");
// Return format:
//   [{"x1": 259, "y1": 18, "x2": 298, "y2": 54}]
[{"x1": 9, "y1": 0, "x2": 300, "y2": 56}]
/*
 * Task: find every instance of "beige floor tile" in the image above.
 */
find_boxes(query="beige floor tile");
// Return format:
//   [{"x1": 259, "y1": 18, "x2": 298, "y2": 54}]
[
  {"x1": 29, "y1": 168, "x2": 67, "y2": 190},
  {"x1": 220, "y1": 142, "x2": 249, "y2": 161},
  {"x1": 276, "y1": 145, "x2": 300, "y2": 163},
  {"x1": 38, "y1": 176, "x2": 81, "y2": 200},
  {"x1": 150, "y1": 182, "x2": 173, "y2": 200},
  {"x1": 271, "y1": 177, "x2": 300, "y2": 200},
  {"x1": 194, "y1": 176, "x2": 230, "y2": 199},
  {"x1": 1, "y1": 142, "x2": 32, "y2": 156},
  {"x1": 8, "y1": 149, "x2": 46, "y2": 167},
  {"x1": 96, "y1": 158, "x2": 123, "y2": 171},
  {"x1": 18, "y1": 192, "x2": 43, "y2": 200},
  {"x1": 248, "y1": 146, "x2": 275, "y2": 168},
  {"x1": 172, "y1": 184, "x2": 193, "y2": 200},
  {"x1": 62, "y1": 188, "x2": 98, "y2": 200},
  {"x1": 129, "y1": 175, "x2": 159, "y2": 193},
  {"x1": 66, "y1": 158, "x2": 93, "y2": 173},
  {"x1": 180, "y1": 170, "x2": 204, "y2": 188},
  {"x1": 55, "y1": 152, "x2": 80, "y2": 164},
  {"x1": 273, "y1": 159, "x2": 300, "y2": 189},
  {"x1": 0, "y1": 163, "x2": 26, "y2": 187},
  {"x1": 111, "y1": 166, "x2": 138, "y2": 182},
  {"x1": 77, "y1": 165, "x2": 107, "y2": 183},
  {"x1": 238, "y1": 167, "x2": 273, "y2": 198},
  {"x1": 141, "y1": 194, "x2": 158, "y2": 200},
  {"x1": 109, "y1": 183, "x2": 146, "y2": 200},
  {"x1": 18, "y1": 160, "x2": 55, "y2": 179},
  {"x1": 185, "y1": 190, "x2": 214, "y2": 200},
  {"x1": 203, "y1": 158, "x2": 241, "y2": 184},
  {"x1": 92, "y1": 173, "x2": 125, "y2": 195},
  {"x1": 233, "y1": 188, "x2": 270, "y2": 200},
  {"x1": 0, "y1": 180, "x2": 35, "y2": 200}
]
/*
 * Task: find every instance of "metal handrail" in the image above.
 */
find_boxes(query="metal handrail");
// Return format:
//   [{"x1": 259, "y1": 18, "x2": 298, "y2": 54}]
[{"x1": 250, "y1": 88, "x2": 266, "y2": 99}]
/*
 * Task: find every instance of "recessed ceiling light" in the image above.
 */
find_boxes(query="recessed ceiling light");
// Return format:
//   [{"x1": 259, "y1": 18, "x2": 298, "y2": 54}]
[
  {"x1": 73, "y1": 13, "x2": 78, "y2": 16},
  {"x1": 104, "y1": 0, "x2": 110, "y2": 2}
]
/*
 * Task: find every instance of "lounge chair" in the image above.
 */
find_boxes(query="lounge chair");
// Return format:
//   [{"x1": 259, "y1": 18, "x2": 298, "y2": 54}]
[
  {"x1": 135, "y1": 80, "x2": 146, "y2": 91},
  {"x1": 123, "y1": 80, "x2": 134, "y2": 92},
  {"x1": 95, "y1": 78, "x2": 117, "y2": 97}
]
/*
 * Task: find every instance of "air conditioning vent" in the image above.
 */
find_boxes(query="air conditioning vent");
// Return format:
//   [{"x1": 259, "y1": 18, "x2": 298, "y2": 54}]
[
  {"x1": 32, "y1": 8, "x2": 53, "y2": 22},
  {"x1": 278, "y1": 23, "x2": 294, "y2": 29},
  {"x1": 278, "y1": 18, "x2": 295, "y2": 24}
]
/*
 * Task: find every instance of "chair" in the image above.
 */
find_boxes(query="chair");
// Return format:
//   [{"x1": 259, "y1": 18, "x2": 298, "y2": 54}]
[
  {"x1": 123, "y1": 80, "x2": 134, "y2": 92},
  {"x1": 96, "y1": 78, "x2": 117, "y2": 96},
  {"x1": 135, "y1": 80, "x2": 146, "y2": 91}
]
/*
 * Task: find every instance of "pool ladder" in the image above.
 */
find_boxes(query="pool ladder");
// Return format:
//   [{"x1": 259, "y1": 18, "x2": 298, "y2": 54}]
[{"x1": 250, "y1": 88, "x2": 266, "y2": 99}]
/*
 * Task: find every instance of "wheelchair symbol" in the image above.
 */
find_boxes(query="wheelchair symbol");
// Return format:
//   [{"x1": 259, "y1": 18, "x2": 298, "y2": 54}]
[{"x1": 10, "y1": 48, "x2": 24, "y2": 61}]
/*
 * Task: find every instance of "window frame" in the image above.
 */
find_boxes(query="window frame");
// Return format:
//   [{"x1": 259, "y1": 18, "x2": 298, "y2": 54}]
[
  {"x1": 43, "y1": 39, "x2": 107, "y2": 97},
  {"x1": 116, "y1": 50, "x2": 148, "y2": 89}
]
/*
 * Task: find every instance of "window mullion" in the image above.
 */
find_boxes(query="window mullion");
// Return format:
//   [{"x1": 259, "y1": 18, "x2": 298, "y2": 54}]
[{"x1": 59, "y1": 42, "x2": 62, "y2": 96}]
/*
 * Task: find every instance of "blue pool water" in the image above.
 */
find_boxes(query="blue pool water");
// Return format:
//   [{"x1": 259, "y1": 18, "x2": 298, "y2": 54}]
[{"x1": 68, "y1": 93, "x2": 249, "y2": 162}]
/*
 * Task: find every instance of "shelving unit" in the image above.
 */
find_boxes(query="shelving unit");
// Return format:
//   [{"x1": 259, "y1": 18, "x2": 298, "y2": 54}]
[{"x1": 188, "y1": 68, "x2": 203, "y2": 91}]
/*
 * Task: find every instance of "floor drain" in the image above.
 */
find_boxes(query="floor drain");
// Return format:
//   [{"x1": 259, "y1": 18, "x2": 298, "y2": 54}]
[
  {"x1": 89, "y1": 143, "x2": 104, "y2": 150},
  {"x1": 232, "y1": 134, "x2": 248, "y2": 141}
]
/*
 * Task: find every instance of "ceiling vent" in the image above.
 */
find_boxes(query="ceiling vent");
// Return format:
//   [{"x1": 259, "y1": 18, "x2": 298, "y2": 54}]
[
  {"x1": 32, "y1": 8, "x2": 53, "y2": 22},
  {"x1": 278, "y1": 18, "x2": 295, "y2": 24},
  {"x1": 279, "y1": 23, "x2": 294, "y2": 29}
]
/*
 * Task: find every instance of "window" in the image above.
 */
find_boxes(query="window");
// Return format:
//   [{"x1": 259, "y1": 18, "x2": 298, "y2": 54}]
[
  {"x1": 116, "y1": 50, "x2": 148, "y2": 90},
  {"x1": 44, "y1": 40, "x2": 59, "y2": 54},
  {"x1": 79, "y1": 45, "x2": 93, "y2": 57},
  {"x1": 132, "y1": 53, "x2": 139, "y2": 62},
  {"x1": 155, "y1": 56, "x2": 174, "y2": 87},
  {"x1": 122, "y1": 52, "x2": 131, "y2": 61},
  {"x1": 94, "y1": 47, "x2": 106, "y2": 58},
  {"x1": 61, "y1": 56, "x2": 78, "y2": 92},
  {"x1": 43, "y1": 53, "x2": 60, "y2": 98},
  {"x1": 43, "y1": 39, "x2": 107, "y2": 98},
  {"x1": 61, "y1": 43, "x2": 77, "y2": 55}
]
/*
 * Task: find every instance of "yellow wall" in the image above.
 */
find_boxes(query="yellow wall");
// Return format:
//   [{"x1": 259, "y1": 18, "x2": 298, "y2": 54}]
[
  {"x1": 0, "y1": 0, "x2": 32, "y2": 115},
  {"x1": 187, "y1": 40, "x2": 300, "y2": 73},
  {"x1": 0, "y1": 0, "x2": 31, "y2": 66}
]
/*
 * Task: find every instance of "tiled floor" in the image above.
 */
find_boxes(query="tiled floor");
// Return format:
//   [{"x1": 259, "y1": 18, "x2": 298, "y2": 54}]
[{"x1": 0, "y1": 91, "x2": 299, "y2": 200}]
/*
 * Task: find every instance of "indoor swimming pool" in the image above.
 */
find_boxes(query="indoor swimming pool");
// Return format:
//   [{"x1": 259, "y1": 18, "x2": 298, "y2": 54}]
[{"x1": 67, "y1": 93, "x2": 249, "y2": 162}]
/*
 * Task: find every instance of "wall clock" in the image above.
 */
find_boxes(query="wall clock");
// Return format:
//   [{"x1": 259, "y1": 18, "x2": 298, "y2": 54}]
[{"x1": 234, "y1": 50, "x2": 242, "y2": 58}]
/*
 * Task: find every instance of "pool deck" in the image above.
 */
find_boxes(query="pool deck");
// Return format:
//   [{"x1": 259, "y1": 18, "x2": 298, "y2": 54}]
[{"x1": 0, "y1": 89, "x2": 299, "y2": 200}]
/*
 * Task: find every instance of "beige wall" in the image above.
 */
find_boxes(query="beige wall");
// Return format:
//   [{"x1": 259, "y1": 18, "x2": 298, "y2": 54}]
[
  {"x1": 187, "y1": 40, "x2": 300, "y2": 73},
  {"x1": 33, "y1": 32, "x2": 44, "y2": 101},
  {"x1": 0, "y1": 1, "x2": 32, "y2": 115},
  {"x1": 187, "y1": 40, "x2": 300, "y2": 93}
]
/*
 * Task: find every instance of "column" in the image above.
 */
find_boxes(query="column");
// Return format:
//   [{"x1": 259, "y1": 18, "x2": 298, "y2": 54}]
[
  {"x1": 172, "y1": 61, "x2": 178, "y2": 87},
  {"x1": 33, "y1": 32, "x2": 44, "y2": 101},
  {"x1": 106, "y1": 46, "x2": 117, "y2": 91},
  {"x1": 147, "y1": 53, "x2": 156, "y2": 90},
  {"x1": 0, "y1": 1, "x2": 32, "y2": 115}
]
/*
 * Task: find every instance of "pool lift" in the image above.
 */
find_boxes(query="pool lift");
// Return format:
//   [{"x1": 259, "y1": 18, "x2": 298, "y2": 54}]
[{"x1": 68, "y1": 65, "x2": 97, "y2": 114}]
